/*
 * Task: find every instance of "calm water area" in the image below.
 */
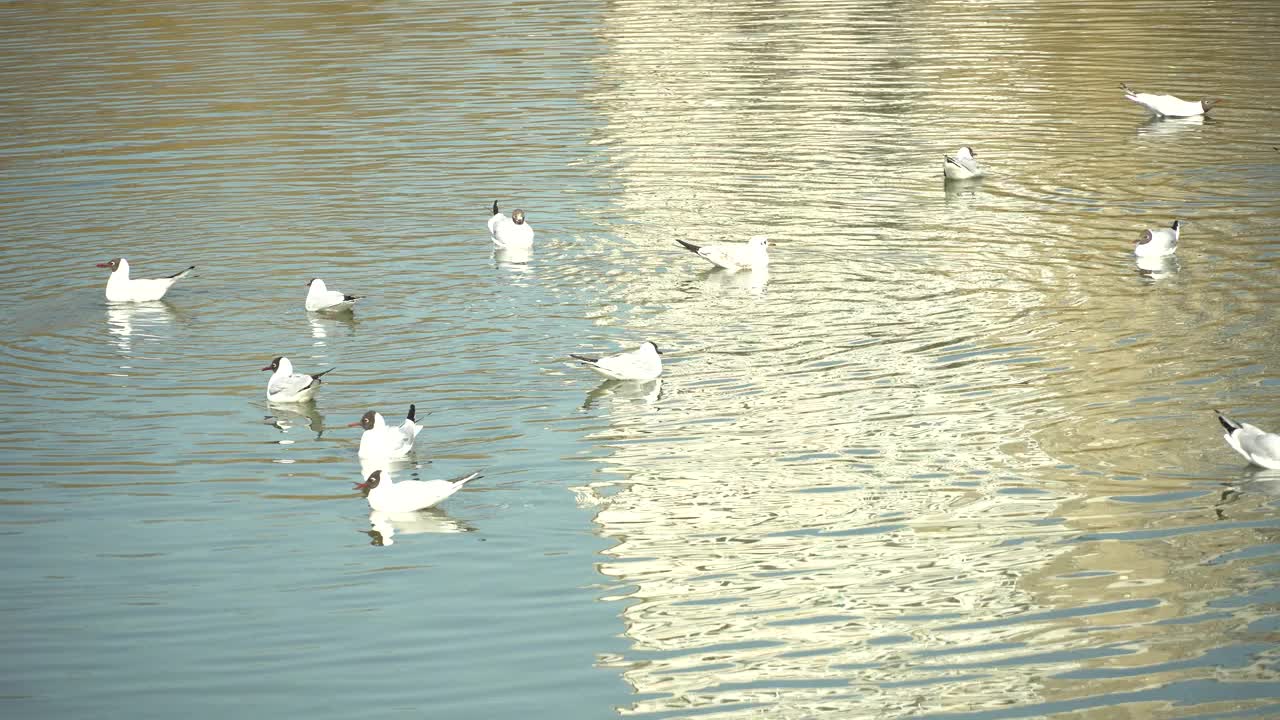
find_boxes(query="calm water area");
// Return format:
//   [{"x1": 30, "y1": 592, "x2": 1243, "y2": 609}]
[{"x1": 3, "y1": 1, "x2": 1280, "y2": 718}]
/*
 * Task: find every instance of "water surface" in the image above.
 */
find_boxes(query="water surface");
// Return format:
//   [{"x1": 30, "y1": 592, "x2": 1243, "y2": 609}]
[{"x1": 3, "y1": 1, "x2": 1279, "y2": 718}]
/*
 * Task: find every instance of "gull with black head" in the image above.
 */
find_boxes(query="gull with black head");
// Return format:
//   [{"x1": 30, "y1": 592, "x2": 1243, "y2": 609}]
[
  {"x1": 570, "y1": 341, "x2": 664, "y2": 382},
  {"x1": 354, "y1": 469, "x2": 483, "y2": 513},
  {"x1": 263, "y1": 356, "x2": 334, "y2": 403},
  {"x1": 349, "y1": 404, "x2": 423, "y2": 459},
  {"x1": 97, "y1": 257, "x2": 195, "y2": 302},
  {"x1": 1135, "y1": 220, "x2": 1181, "y2": 258},
  {"x1": 488, "y1": 200, "x2": 535, "y2": 250}
]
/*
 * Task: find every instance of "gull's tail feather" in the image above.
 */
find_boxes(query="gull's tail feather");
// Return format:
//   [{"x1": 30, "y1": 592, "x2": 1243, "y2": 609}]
[{"x1": 449, "y1": 471, "x2": 483, "y2": 487}]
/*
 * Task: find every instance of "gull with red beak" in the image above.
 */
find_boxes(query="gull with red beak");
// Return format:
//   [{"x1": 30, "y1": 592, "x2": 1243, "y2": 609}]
[
  {"x1": 348, "y1": 405, "x2": 423, "y2": 459},
  {"x1": 96, "y1": 257, "x2": 195, "y2": 302},
  {"x1": 353, "y1": 469, "x2": 482, "y2": 513},
  {"x1": 263, "y1": 356, "x2": 334, "y2": 403}
]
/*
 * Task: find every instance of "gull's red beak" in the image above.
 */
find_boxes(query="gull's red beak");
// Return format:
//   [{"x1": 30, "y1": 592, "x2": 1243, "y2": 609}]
[
  {"x1": 346, "y1": 421, "x2": 363, "y2": 428},
  {"x1": 261, "y1": 365, "x2": 273, "y2": 371},
  {"x1": 96, "y1": 263, "x2": 111, "y2": 268},
  {"x1": 352, "y1": 481, "x2": 368, "y2": 492}
]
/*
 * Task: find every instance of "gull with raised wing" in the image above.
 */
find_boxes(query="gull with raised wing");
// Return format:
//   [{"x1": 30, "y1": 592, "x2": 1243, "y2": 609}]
[
  {"x1": 97, "y1": 257, "x2": 195, "y2": 302},
  {"x1": 350, "y1": 405, "x2": 423, "y2": 459},
  {"x1": 943, "y1": 146, "x2": 984, "y2": 180},
  {"x1": 263, "y1": 356, "x2": 334, "y2": 403},
  {"x1": 305, "y1": 278, "x2": 361, "y2": 312},
  {"x1": 1135, "y1": 220, "x2": 1181, "y2": 258},
  {"x1": 1121, "y1": 83, "x2": 1221, "y2": 118},
  {"x1": 570, "y1": 340, "x2": 664, "y2": 381},
  {"x1": 488, "y1": 200, "x2": 534, "y2": 250},
  {"x1": 1216, "y1": 411, "x2": 1280, "y2": 470},
  {"x1": 354, "y1": 469, "x2": 482, "y2": 513},
  {"x1": 676, "y1": 235, "x2": 770, "y2": 272}
]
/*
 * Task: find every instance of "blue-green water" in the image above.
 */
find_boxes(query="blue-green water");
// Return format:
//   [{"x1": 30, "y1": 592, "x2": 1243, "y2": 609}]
[{"x1": 3, "y1": 1, "x2": 1280, "y2": 718}]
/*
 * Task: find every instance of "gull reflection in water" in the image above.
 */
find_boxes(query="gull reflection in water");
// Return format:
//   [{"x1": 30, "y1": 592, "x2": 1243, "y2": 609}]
[
  {"x1": 495, "y1": 246, "x2": 533, "y2": 267},
  {"x1": 582, "y1": 377, "x2": 663, "y2": 411},
  {"x1": 264, "y1": 401, "x2": 326, "y2": 439},
  {"x1": 358, "y1": 455, "x2": 424, "y2": 482},
  {"x1": 1136, "y1": 114, "x2": 1206, "y2": 137},
  {"x1": 307, "y1": 311, "x2": 357, "y2": 341},
  {"x1": 1135, "y1": 253, "x2": 1179, "y2": 281},
  {"x1": 699, "y1": 266, "x2": 769, "y2": 296},
  {"x1": 364, "y1": 509, "x2": 473, "y2": 546},
  {"x1": 105, "y1": 301, "x2": 177, "y2": 360},
  {"x1": 944, "y1": 176, "x2": 983, "y2": 202}
]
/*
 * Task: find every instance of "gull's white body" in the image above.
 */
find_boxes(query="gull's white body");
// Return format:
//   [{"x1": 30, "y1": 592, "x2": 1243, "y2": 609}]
[
  {"x1": 488, "y1": 202, "x2": 534, "y2": 249},
  {"x1": 101, "y1": 258, "x2": 194, "y2": 302},
  {"x1": 676, "y1": 235, "x2": 769, "y2": 272},
  {"x1": 571, "y1": 341, "x2": 663, "y2": 381},
  {"x1": 265, "y1": 356, "x2": 331, "y2": 403},
  {"x1": 359, "y1": 470, "x2": 481, "y2": 513},
  {"x1": 305, "y1": 278, "x2": 359, "y2": 312},
  {"x1": 1135, "y1": 221, "x2": 1180, "y2": 258},
  {"x1": 1122, "y1": 84, "x2": 1215, "y2": 118},
  {"x1": 943, "y1": 146, "x2": 984, "y2": 180},
  {"x1": 358, "y1": 409, "x2": 422, "y2": 459},
  {"x1": 1218, "y1": 412, "x2": 1280, "y2": 470}
]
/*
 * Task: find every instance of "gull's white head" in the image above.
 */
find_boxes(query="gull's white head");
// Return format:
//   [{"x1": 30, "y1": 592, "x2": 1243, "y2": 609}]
[
  {"x1": 262, "y1": 356, "x2": 293, "y2": 375},
  {"x1": 307, "y1": 278, "x2": 327, "y2": 293},
  {"x1": 642, "y1": 340, "x2": 664, "y2": 356},
  {"x1": 957, "y1": 146, "x2": 976, "y2": 161},
  {"x1": 748, "y1": 236, "x2": 770, "y2": 250}
]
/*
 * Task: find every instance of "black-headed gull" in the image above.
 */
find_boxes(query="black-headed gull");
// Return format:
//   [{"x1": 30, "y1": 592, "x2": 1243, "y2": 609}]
[
  {"x1": 97, "y1": 257, "x2": 195, "y2": 302},
  {"x1": 1121, "y1": 83, "x2": 1221, "y2": 118},
  {"x1": 263, "y1": 356, "x2": 334, "y2": 403},
  {"x1": 349, "y1": 405, "x2": 423, "y2": 459},
  {"x1": 1135, "y1": 220, "x2": 1181, "y2": 258},
  {"x1": 676, "y1": 235, "x2": 770, "y2": 272},
  {"x1": 1216, "y1": 411, "x2": 1280, "y2": 470},
  {"x1": 570, "y1": 341, "x2": 664, "y2": 381},
  {"x1": 305, "y1": 278, "x2": 361, "y2": 312},
  {"x1": 354, "y1": 469, "x2": 482, "y2": 513},
  {"x1": 488, "y1": 200, "x2": 534, "y2": 250},
  {"x1": 943, "y1": 146, "x2": 984, "y2": 180}
]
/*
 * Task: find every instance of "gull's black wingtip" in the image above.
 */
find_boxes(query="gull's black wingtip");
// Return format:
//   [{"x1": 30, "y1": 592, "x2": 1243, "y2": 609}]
[
  {"x1": 569, "y1": 353, "x2": 599, "y2": 364},
  {"x1": 407, "y1": 403, "x2": 416, "y2": 421},
  {"x1": 675, "y1": 239, "x2": 702, "y2": 253},
  {"x1": 491, "y1": 200, "x2": 500, "y2": 216},
  {"x1": 1215, "y1": 410, "x2": 1240, "y2": 434}
]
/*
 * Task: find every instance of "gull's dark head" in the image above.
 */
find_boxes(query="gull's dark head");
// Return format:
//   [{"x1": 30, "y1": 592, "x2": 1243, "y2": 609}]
[
  {"x1": 353, "y1": 470, "x2": 382, "y2": 496},
  {"x1": 262, "y1": 356, "x2": 283, "y2": 372},
  {"x1": 347, "y1": 410, "x2": 378, "y2": 430},
  {"x1": 511, "y1": 209, "x2": 526, "y2": 225},
  {"x1": 96, "y1": 258, "x2": 121, "y2": 271},
  {"x1": 1136, "y1": 229, "x2": 1153, "y2": 245}
]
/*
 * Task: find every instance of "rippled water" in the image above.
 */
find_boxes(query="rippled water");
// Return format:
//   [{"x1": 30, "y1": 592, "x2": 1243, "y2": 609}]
[{"x1": 3, "y1": 1, "x2": 1280, "y2": 718}]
